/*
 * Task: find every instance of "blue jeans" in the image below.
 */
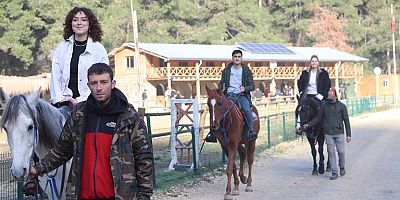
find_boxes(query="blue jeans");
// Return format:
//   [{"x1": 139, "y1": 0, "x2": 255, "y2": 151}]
[{"x1": 228, "y1": 93, "x2": 254, "y2": 133}]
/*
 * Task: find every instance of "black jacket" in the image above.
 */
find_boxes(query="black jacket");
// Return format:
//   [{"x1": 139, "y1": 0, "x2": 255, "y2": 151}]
[
  {"x1": 308, "y1": 100, "x2": 351, "y2": 137},
  {"x1": 297, "y1": 68, "x2": 331, "y2": 100},
  {"x1": 219, "y1": 63, "x2": 255, "y2": 103}
]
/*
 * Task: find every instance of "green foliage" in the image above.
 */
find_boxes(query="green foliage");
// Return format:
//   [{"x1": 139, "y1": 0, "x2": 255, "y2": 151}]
[{"x1": 0, "y1": 0, "x2": 399, "y2": 75}]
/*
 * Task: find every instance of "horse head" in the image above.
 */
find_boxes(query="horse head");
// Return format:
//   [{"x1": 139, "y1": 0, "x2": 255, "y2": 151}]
[
  {"x1": 0, "y1": 88, "x2": 42, "y2": 179},
  {"x1": 1, "y1": 88, "x2": 71, "y2": 199},
  {"x1": 205, "y1": 85, "x2": 226, "y2": 131},
  {"x1": 295, "y1": 95, "x2": 319, "y2": 135},
  {"x1": 295, "y1": 96, "x2": 312, "y2": 134}
]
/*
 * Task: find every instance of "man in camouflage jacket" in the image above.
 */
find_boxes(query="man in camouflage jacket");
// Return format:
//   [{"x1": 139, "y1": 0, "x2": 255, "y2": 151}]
[{"x1": 30, "y1": 63, "x2": 153, "y2": 199}]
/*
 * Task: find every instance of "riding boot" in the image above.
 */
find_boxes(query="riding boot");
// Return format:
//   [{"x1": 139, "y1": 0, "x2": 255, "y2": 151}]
[
  {"x1": 243, "y1": 109, "x2": 257, "y2": 141},
  {"x1": 205, "y1": 130, "x2": 217, "y2": 143},
  {"x1": 248, "y1": 129, "x2": 257, "y2": 141}
]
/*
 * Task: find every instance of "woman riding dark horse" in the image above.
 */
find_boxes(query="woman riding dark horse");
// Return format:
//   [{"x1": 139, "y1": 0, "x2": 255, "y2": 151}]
[{"x1": 297, "y1": 55, "x2": 331, "y2": 175}]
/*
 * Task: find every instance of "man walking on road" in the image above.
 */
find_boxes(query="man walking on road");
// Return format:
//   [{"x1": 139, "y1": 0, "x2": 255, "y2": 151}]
[{"x1": 305, "y1": 88, "x2": 351, "y2": 180}]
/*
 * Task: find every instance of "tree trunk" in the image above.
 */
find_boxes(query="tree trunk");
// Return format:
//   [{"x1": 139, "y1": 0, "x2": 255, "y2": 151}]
[{"x1": 296, "y1": 31, "x2": 302, "y2": 47}]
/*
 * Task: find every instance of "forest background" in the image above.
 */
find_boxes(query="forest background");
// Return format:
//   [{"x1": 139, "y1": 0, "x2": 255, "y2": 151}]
[{"x1": 1, "y1": 0, "x2": 399, "y2": 76}]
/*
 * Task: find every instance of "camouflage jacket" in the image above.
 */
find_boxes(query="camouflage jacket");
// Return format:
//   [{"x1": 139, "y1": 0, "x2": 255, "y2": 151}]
[{"x1": 35, "y1": 102, "x2": 154, "y2": 200}]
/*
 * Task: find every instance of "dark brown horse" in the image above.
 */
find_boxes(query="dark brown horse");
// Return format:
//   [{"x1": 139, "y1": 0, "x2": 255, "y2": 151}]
[{"x1": 206, "y1": 86, "x2": 260, "y2": 200}]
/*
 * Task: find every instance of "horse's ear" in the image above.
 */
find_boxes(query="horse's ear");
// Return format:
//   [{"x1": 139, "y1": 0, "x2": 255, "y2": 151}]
[
  {"x1": 27, "y1": 87, "x2": 41, "y2": 104},
  {"x1": 0, "y1": 87, "x2": 10, "y2": 106},
  {"x1": 205, "y1": 85, "x2": 210, "y2": 94}
]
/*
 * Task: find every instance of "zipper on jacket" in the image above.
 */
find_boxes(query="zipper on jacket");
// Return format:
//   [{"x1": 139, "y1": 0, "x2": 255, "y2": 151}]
[{"x1": 93, "y1": 116, "x2": 101, "y2": 199}]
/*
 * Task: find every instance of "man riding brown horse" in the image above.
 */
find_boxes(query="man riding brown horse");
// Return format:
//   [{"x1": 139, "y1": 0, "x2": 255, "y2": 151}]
[{"x1": 206, "y1": 49, "x2": 257, "y2": 143}]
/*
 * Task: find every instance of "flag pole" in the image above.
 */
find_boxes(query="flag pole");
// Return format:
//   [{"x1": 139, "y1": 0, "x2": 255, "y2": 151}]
[
  {"x1": 130, "y1": 0, "x2": 142, "y2": 99},
  {"x1": 391, "y1": 4, "x2": 398, "y2": 97}
]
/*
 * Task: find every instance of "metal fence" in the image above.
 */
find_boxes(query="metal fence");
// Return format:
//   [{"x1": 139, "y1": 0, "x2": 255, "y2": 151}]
[
  {"x1": 0, "y1": 152, "x2": 18, "y2": 200},
  {"x1": 1, "y1": 95, "x2": 399, "y2": 197},
  {"x1": 344, "y1": 95, "x2": 399, "y2": 116}
]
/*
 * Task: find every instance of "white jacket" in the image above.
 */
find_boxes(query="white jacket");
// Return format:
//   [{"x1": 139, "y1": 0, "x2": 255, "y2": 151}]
[{"x1": 50, "y1": 35, "x2": 109, "y2": 104}]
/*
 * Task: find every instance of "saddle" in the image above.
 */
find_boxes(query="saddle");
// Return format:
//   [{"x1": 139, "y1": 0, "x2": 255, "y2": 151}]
[
  {"x1": 228, "y1": 95, "x2": 258, "y2": 122},
  {"x1": 227, "y1": 98, "x2": 258, "y2": 142}
]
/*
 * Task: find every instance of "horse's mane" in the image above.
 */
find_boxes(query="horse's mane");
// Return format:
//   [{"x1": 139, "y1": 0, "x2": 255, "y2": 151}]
[
  {"x1": 0, "y1": 95, "x2": 64, "y2": 149},
  {"x1": 1, "y1": 95, "x2": 25, "y2": 129},
  {"x1": 35, "y1": 99, "x2": 66, "y2": 148}
]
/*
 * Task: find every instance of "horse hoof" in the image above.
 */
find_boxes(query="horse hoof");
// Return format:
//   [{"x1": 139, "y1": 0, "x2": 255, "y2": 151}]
[
  {"x1": 224, "y1": 194, "x2": 236, "y2": 200},
  {"x1": 312, "y1": 170, "x2": 318, "y2": 175},
  {"x1": 231, "y1": 189, "x2": 240, "y2": 196},
  {"x1": 240, "y1": 176, "x2": 247, "y2": 184},
  {"x1": 318, "y1": 164, "x2": 325, "y2": 174},
  {"x1": 245, "y1": 185, "x2": 253, "y2": 192}
]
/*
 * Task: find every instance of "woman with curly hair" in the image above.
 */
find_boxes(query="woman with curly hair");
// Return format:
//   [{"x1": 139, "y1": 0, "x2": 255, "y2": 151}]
[{"x1": 50, "y1": 7, "x2": 109, "y2": 107}]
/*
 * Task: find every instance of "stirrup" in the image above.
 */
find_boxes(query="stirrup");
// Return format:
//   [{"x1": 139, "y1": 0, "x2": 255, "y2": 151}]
[
  {"x1": 205, "y1": 132, "x2": 217, "y2": 143},
  {"x1": 247, "y1": 130, "x2": 257, "y2": 141}
]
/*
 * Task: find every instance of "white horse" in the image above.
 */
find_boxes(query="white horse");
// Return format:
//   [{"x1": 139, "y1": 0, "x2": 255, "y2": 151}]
[{"x1": 0, "y1": 88, "x2": 72, "y2": 199}]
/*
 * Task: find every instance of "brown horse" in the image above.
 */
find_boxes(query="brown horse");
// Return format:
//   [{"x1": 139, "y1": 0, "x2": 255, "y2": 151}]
[{"x1": 206, "y1": 86, "x2": 260, "y2": 199}]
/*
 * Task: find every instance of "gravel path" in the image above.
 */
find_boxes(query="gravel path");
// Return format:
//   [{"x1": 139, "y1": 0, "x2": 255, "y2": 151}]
[{"x1": 154, "y1": 109, "x2": 400, "y2": 200}]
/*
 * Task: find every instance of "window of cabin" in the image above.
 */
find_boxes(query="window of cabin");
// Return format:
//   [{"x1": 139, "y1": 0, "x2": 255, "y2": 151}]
[
  {"x1": 126, "y1": 56, "x2": 134, "y2": 68},
  {"x1": 179, "y1": 61, "x2": 188, "y2": 67},
  {"x1": 205, "y1": 61, "x2": 215, "y2": 67},
  {"x1": 255, "y1": 62, "x2": 263, "y2": 67},
  {"x1": 383, "y1": 79, "x2": 390, "y2": 88},
  {"x1": 159, "y1": 59, "x2": 166, "y2": 67}
]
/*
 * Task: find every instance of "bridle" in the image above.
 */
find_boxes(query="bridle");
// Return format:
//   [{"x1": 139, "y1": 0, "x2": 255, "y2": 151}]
[
  {"x1": 20, "y1": 96, "x2": 66, "y2": 200},
  {"x1": 209, "y1": 94, "x2": 239, "y2": 143},
  {"x1": 296, "y1": 96, "x2": 320, "y2": 140},
  {"x1": 295, "y1": 103, "x2": 310, "y2": 133}
]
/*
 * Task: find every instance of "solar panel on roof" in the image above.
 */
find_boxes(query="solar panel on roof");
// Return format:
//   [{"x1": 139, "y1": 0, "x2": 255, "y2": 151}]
[{"x1": 236, "y1": 42, "x2": 295, "y2": 55}]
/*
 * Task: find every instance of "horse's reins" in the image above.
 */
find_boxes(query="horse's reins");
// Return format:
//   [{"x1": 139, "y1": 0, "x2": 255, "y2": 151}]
[
  {"x1": 295, "y1": 104, "x2": 311, "y2": 130},
  {"x1": 200, "y1": 94, "x2": 237, "y2": 153},
  {"x1": 213, "y1": 96, "x2": 236, "y2": 143},
  {"x1": 21, "y1": 96, "x2": 67, "y2": 200},
  {"x1": 297, "y1": 97, "x2": 321, "y2": 143},
  {"x1": 20, "y1": 95, "x2": 41, "y2": 199}
]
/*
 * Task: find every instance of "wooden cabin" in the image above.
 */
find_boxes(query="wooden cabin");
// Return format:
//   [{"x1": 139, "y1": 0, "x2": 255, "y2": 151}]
[{"x1": 108, "y1": 42, "x2": 368, "y2": 108}]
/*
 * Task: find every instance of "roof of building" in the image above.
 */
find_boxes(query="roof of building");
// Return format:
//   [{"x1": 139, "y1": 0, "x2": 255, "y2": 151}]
[{"x1": 109, "y1": 42, "x2": 369, "y2": 62}]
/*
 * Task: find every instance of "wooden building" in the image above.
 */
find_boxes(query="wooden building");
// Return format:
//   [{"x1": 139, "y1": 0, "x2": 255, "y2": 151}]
[
  {"x1": 108, "y1": 42, "x2": 368, "y2": 107},
  {"x1": 359, "y1": 74, "x2": 400, "y2": 97}
]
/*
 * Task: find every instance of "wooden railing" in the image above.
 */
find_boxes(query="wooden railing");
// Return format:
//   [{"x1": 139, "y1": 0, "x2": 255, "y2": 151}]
[{"x1": 146, "y1": 64, "x2": 363, "y2": 81}]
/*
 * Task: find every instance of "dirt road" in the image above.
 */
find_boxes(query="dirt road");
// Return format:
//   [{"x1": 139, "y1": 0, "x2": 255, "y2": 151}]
[{"x1": 154, "y1": 109, "x2": 400, "y2": 200}]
